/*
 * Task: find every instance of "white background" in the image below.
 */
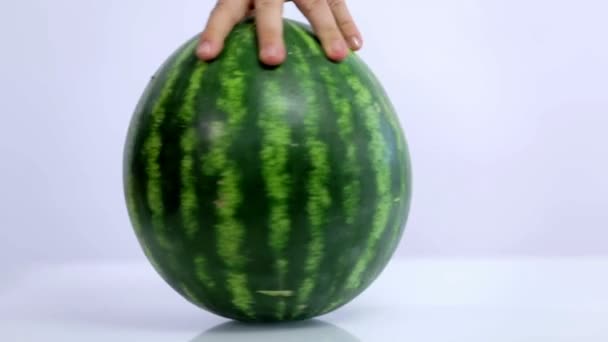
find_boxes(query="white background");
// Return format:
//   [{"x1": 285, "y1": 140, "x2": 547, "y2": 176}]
[
  {"x1": 1, "y1": 1, "x2": 608, "y2": 340},
  {"x1": 1, "y1": 0, "x2": 607, "y2": 270}
]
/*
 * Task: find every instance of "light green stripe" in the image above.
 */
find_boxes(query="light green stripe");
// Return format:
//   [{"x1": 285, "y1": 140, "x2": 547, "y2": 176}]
[
  {"x1": 357, "y1": 63, "x2": 410, "y2": 247},
  {"x1": 141, "y1": 244, "x2": 162, "y2": 275},
  {"x1": 289, "y1": 23, "x2": 332, "y2": 316},
  {"x1": 343, "y1": 69, "x2": 393, "y2": 291},
  {"x1": 278, "y1": 300, "x2": 287, "y2": 320},
  {"x1": 227, "y1": 273, "x2": 253, "y2": 317},
  {"x1": 194, "y1": 255, "x2": 216, "y2": 289},
  {"x1": 124, "y1": 52, "x2": 159, "y2": 237},
  {"x1": 180, "y1": 128, "x2": 198, "y2": 237},
  {"x1": 258, "y1": 79, "x2": 291, "y2": 296},
  {"x1": 143, "y1": 248, "x2": 186, "y2": 303},
  {"x1": 367, "y1": 72, "x2": 406, "y2": 154},
  {"x1": 276, "y1": 259, "x2": 288, "y2": 320},
  {"x1": 214, "y1": 168, "x2": 246, "y2": 267},
  {"x1": 180, "y1": 282, "x2": 204, "y2": 306},
  {"x1": 143, "y1": 39, "x2": 198, "y2": 249},
  {"x1": 321, "y1": 300, "x2": 341, "y2": 314},
  {"x1": 258, "y1": 81, "x2": 291, "y2": 320},
  {"x1": 201, "y1": 27, "x2": 254, "y2": 318},
  {"x1": 180, "y1": 281, "x2": 218, "y2": 312},
  {"x1": 125, "y1": 179, "x2": 143, "y2": 237},
  {"x1": 256, "y1": 290, "x2": 294, "y2": 297},
  {"x1": 177, "y1": 62, "x2": 208, "y2": 239},
  {"x1": 319, "y1": 66, "x2": 360, "y2": 225}
]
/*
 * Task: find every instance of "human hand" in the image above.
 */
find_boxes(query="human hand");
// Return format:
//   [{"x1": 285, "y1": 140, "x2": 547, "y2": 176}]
[{"x1": 196, "y1": 0, "x2": 362, "y2": 65}]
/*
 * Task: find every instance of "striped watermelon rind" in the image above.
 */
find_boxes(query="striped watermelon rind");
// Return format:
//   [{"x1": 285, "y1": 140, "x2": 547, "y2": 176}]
[{"x1": 123, "y1": 18, "x2": 412, "y2": 322}]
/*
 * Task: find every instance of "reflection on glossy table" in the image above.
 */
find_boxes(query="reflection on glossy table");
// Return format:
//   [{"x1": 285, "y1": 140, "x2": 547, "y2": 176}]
[{"x1": 1, "y1": 257, "x2": 607, "y2": 341}]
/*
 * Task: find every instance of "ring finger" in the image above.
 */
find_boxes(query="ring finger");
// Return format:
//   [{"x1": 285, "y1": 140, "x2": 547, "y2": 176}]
[{"x1": 294, "y1": 0, "x2": 349, "y2": 61}]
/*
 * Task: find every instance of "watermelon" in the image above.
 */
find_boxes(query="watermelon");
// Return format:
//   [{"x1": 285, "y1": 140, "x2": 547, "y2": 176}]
[{"x1": 123, "y1": 18, "x2": 412, "y2": 322}]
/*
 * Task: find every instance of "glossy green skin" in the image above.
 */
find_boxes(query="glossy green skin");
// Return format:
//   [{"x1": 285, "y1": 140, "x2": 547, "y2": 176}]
[{"x1": 123, "y1": 19, "x2": 412, "y2": 322}]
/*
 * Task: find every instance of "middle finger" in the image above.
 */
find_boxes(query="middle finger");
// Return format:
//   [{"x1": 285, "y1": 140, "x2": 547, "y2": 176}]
[{"x1": 255, "y1": 0, "x2": 286, "y2": 65}]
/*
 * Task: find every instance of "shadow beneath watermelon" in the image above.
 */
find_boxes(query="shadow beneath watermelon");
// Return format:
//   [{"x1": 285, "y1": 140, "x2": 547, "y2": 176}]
[
  {"x1": 0, "y1": 261, "x2": 361, "y2": 338},
  {"x1": 189, "y1": 319, "x2": 360, "y2": 342},
  {"x1": 0, "y1": 261, "x2": 226, "y2": 331}
]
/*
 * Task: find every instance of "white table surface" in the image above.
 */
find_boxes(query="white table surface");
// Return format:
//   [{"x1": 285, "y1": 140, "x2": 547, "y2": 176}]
[{"x1": 1, "y1": 257, "x2": 607, "y2": 341}]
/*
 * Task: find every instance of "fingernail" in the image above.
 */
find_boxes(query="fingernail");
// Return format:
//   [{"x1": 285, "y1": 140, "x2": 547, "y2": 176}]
[
  {"x1": 349, "y1": 36, "x2": 362, "y2": 50},
  {"x1": 331, "y1": 39, "x2": 347, "y2": 57},
  {"x1": 262, "y1": 45, "x2": 280, "y2": 59},
  {"x1": 197, "y1": 41, "x2": 212, "y2": 58}
]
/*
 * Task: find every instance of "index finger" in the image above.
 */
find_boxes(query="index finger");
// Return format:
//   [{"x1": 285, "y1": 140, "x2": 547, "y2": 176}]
[{"x1": 197, "y1": 0, "x2": 249, "y2": 60}]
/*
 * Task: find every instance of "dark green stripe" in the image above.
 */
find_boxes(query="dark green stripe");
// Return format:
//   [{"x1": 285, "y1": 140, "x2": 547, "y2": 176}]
[
  {"x1": 142, "y1": 39, "x2": 198, "y2": 249},
  {"x1": 288, "y1": 22, "x2": 332, "y2": 317}
]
